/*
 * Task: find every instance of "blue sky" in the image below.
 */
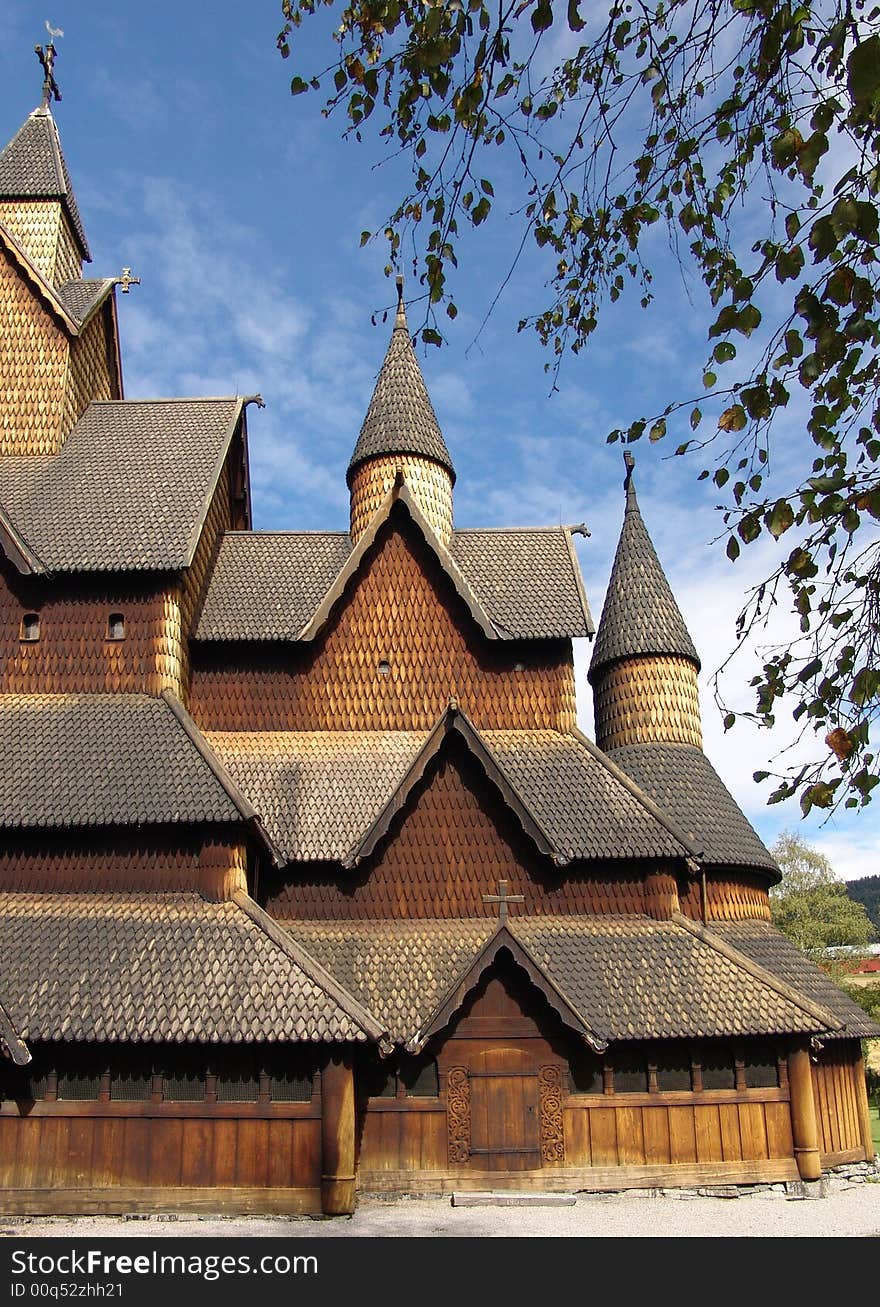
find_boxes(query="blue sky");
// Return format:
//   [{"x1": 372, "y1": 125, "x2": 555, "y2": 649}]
[{"x1": 1, "y1": 0, "x2": 877, "y2": 880}]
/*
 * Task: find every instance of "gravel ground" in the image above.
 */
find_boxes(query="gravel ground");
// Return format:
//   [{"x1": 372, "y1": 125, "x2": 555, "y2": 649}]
[{"x1": 3, "y1": 1177, "x2": 878, "y2": 1239}]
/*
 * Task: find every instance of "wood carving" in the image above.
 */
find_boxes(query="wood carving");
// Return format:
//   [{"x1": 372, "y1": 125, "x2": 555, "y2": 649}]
[
  {"x1": 446, "y1": 1066, "x2": 471, "y2": 1164},
  {"x1": 539, "y1": 1065, "x2": 565, "y2": 1165}
]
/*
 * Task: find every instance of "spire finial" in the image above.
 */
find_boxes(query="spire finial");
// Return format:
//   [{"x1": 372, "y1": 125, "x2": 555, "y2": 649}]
[
  {"x1": 395, "y1": 274, "x2": 407, "y2": 328},
  {"x1": 35, "y1": 28, "x2": 63, "y2": 109},
  {"x1": 623, "y1": 449, "x2": 635, "y2": 494}
]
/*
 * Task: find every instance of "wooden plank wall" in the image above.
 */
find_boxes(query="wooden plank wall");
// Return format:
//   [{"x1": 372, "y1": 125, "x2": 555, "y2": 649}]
[
  {"x1": 813, "y1": 1041, "x2": 868, "y2": 1161},
  {"x1": 562, "y1": 1093, "x2": 793, "y2": 1167},
  {"x1": 0, "y1": 1111, "x2": 320, "y2": 1194}
]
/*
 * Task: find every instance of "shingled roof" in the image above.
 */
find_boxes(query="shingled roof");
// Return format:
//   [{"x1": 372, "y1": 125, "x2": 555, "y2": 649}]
[
  {"x1": 0, "y1": 694, "x2": 244, "y2": 830},
  {"x1": 283, "y1": 914, "x2": 840, "y2": 1047},
  {"x1": 195, "y1": 524, "x2": 592, "y2": 642},
  {"x1": 0, "y1": 891, "x2": 379, "y2": 1044},
  {"x1": 590, "y1": 462, "x2": 699, "y2": 677},
  {"x1": 712, "y1": 919, "x2": 880, "y2": 1040},
  {"x1": 0, "y1": 398, "x2": 244, "y2": 572},
  {"x1": 608, "y1": 742, "x2": 778, "y2": 874},
  {"x1": 347, "y1": 291, "x2": 454, "y2": 481},
  {"x1": 55, "y1": 277, "x2": 115, "y2": 324},
  {"x1": 207, "y1": 719, "x2": 691, "y2": 866},
  {"x1": 0, "y1": 107, "x2": 90, "y2": 261}
]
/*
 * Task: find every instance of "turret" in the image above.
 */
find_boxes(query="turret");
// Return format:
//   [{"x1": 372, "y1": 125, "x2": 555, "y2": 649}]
[
  {"x1": 0, "y1": 45, "x2": 90, "y2": 286},
  {"x1": 589, "y1": 453, "x2": 702, "y2": 751},
  {"x1": 347, "y1": 278, "x2": 455, "y2": 544}
]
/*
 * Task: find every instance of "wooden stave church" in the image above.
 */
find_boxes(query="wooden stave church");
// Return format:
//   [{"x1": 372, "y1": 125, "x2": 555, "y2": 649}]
[{"x1": 0, "y1": 73, "x2": 877, "y2": 1218}]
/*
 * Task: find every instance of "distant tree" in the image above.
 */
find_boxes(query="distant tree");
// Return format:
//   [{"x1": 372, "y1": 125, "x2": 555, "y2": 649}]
[
  {"x1": 771, "y1": 830, "x2": 875, "y2": 953},
  {"x1": 277, "y1": 0, "x2": 880, "y2": 818},
  {"x1": 845, "y1": 872, "x2": 880, "y2": 933}
]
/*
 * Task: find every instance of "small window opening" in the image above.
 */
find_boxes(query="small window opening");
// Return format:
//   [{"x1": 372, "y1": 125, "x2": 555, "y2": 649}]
[
  {"x1": 107, "y1": 612, "x2": 125, "y2": 641},
  {"x1": 700, "y1": 1045, "x2": 737, "y2": 1091},
  {"x1": 57, "y1": 1065, "x2": 102, "y2": 1101},
  {"x1": 377, "y1": 659, "x2": 391, "y2": 678},
  {"x1": 20, "y1": 613, "x2": 40, "y2": 642},
  {"x1": 110, "y1": 1054, "x2": 152, "y2": 1102},
  {"x1": 215, "y1": 1051, "x2": 259, "y2": 1103},
  {"x1": 401, "y1": 1055, "x2": 440, "y2": 1098},
  {"x1": 568, "y1": 1051, "x2": 603, "y2": 1095},
  {"x1": 654, "y1": 1049, "x2": 693, "y2": 1092}
]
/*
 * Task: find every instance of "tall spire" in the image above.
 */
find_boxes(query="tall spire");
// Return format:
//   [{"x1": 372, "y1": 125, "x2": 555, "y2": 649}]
[
  {"x1": 0, "y1": 42, "x2": 91, "y2": 275},
  {"x1": 589, "y1": 453, "x2": 698, "y2": 681},
  {"x1": 347, "y1": 278, "x2": 456, "y2": 543},
  {"x1": 590, "y1": 454, "x2": 702, "y2": 752}
]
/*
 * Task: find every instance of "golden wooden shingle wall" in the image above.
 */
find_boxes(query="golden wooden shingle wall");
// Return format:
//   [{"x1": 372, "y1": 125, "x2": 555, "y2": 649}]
[
  {"x1": 678, "y1": 872, "x2": 771, "y2": 922},
  {"x1": 350, "y1": 456, "x2": 453, "y2": 544},
  {"x1": 61, "y1": 304, "x2": 114, "y2": 436},
  {"x1": 0, "y1": 201, "x2": 81, "y2": 285},
  {"x1": 0, "y1": 833, "x2": 205, "y2": 893},
  {"x1": 593, "y1": 655, "x2": 703, "y2": 750},
  {"x1": 0, "y1": 246, "x2": 67, "y2": 455},
  {"x1": 191, "y1": 526, "x2": 576, "y2": 732},
  {"x1": 0, "y1": 561, "x2": 184, "y2": 696}
]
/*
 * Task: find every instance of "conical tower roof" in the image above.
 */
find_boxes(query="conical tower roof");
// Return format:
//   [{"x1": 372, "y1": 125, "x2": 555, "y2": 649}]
[
  {"x1": 347, "y1": 283, "x2": 454, "y2": 484},
  {"x1": 0, "y1": 106, "x2": 91, "y2": 261},
  {"x1": 589, "y1": 455, "x2": 699, "y2": 679}
]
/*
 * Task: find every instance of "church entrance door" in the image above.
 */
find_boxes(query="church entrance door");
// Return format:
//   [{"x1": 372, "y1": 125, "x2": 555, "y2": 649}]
[{"x1": 468, "y1": 1047, "x2": 540, "y2": 1171}]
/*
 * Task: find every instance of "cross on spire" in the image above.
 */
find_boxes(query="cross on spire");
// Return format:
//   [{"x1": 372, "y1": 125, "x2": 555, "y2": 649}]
[
  {"x1": 35, "y1": 41, "x2": 62, "y2": 108},
  {"x1": 482, "y1": 879, "x2": 524, "y2": 924}
]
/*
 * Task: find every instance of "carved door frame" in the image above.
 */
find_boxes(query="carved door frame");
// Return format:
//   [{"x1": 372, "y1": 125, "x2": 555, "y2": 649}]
[{"x1": 446, "y1": 1061, "x2": 565, "y2": 1166}]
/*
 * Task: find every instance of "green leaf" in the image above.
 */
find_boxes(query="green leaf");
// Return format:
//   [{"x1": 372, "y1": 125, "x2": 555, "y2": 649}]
[
  {"x1": 766, "y1": 499, "x2": 795, "y2": 538},
  {"x1": 727, "y1": 536, "x2": 740, "y2": 561},
  {"x1": 847, "y1": 34, "x2": 880, "y2": 105},
  {"x1": 290, "y1": 76, "x2": 310, "y2": 95},
  {"x1": 359, "y1": 230, "x2": 371, "y2": 247},
  {"x1": 531, "y1": 0, "x2": 553, "y2": 33},
  {"x1": 649, "y1": 419, "x2": 666, "y2": 441},
  {"x1": 723, "y1": 713, "x2": 736, "y2": 731}
]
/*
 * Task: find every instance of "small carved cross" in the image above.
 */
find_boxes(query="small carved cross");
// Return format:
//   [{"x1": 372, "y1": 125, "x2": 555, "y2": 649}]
[
  {"x1": 482, "y1": 879, "x2": 524, "y2": 924},
  {"x1": 35, "y1": 43, "x2": 61, "y2": 107},
  {"x1": 119, "y1": 268, "x2": 141, "y2": 294}
]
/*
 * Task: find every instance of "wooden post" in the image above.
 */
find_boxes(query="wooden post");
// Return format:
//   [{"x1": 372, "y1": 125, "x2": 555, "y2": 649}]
[
  {"x1": 321, "y1": 1051, "x2": 356, "y2": 1215},
  {"x1": 854, "y1": 1048, "x2": 877, "y2": 1162},
  {"x1": 788, "y1": 1043, "x2": 821, "y2": 1181}
]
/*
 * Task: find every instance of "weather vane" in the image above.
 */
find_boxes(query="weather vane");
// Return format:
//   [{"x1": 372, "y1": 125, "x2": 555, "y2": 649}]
[{"x1": 35, "y1": 22, "x2": 64, "y2": 108}]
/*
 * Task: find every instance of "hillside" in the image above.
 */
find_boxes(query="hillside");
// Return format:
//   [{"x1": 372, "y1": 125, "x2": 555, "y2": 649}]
[{"x1": 846, "y1": 875, "x2": 880, "y2": 936}]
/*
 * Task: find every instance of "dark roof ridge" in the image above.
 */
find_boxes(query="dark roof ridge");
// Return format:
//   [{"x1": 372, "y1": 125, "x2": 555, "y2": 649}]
[
  {"x1": 219, "y1": 529, "x2": 351, "y2": 538},
  {"x1": 0, "y1": 998, "x2": 31, "y2": 1066},
  {"x1": 671, "y1": 912, "x2": 843, "y2": 1032},
  {"x1": 299, "y1": 478, "x2": 497, "y2": 643},
  {"x1": 343, "y1": 704, "x2": 560, "y2": 869},
  {"x1": 231, "y1": 889, "x2": 389, "y2": 1046},
  {"x1": 160, "y1": 689, "x2": 285, "y2": 867},
  {"x1": 408, "y1": 923, "x2": 606, "y2": 1054},
  {"x1": 87, "y1": 395, "x2": 245, "y2": 407},
  {"x1": 569, "y1": 725, "x2": 700, "y2": 861},
  {"x1": 0, "y1": 498, "x2": 46, "y2": 575}
]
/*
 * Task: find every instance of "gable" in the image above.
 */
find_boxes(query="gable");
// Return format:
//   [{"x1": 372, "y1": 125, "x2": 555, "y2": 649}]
[{"x1": 191, "y1": 515, "x2": 576, "y2": 732}]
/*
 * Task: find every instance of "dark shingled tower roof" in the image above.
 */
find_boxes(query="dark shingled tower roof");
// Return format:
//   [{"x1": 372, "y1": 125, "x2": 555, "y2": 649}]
[
  {"x1": 0, "y1": 107, "x2": 91, "y2": 261},
  {"x1": 347, "y1": 281, "x2": 454, "y2": 483},
  {"x1": 589, "y1": 454, "x2": 698, "y2": 678}
]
